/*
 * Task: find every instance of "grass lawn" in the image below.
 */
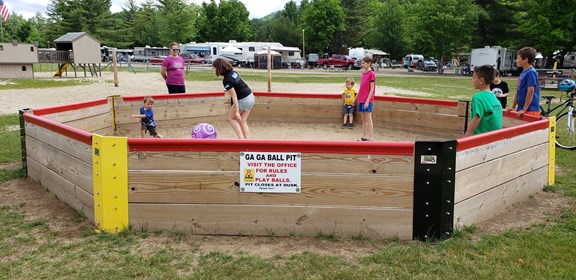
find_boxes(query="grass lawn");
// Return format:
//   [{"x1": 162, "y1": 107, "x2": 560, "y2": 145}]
[{"x1": 0, "y1": 73, "x2": 574, "y2": 278}]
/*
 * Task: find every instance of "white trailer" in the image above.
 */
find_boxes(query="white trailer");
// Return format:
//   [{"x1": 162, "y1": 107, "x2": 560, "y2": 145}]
[
  {"x1": 182, "y1": 41, "x2": 301, "y2": 67},
  {"x1": 470, "y1": 46, "x2": 517, "y2": 74}
]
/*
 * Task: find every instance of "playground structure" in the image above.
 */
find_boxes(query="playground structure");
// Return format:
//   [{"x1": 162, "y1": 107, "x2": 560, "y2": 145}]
[
  {"x1": 20, "y1": 92, "x2": 552, "y2": 240},
  {"x1": 37, "y1": 32, "x2": 102, "y2": 78},
  {"x1": 0, "y1": 41, "x2": 38, "y2": 79}
]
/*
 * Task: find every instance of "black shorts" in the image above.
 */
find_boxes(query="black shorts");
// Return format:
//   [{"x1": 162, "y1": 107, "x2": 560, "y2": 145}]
[
  {"x1": 167, "y1": 84, "x2": 186, "y2": 94},
  {"x1": 141, "y1": 123, "x2": 158, "y2": 137}
]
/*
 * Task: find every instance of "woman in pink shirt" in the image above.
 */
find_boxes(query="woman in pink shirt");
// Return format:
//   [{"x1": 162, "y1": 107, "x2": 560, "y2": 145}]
[{"x1": 161, "y1": 42, "x2": 186, "y2": 93}]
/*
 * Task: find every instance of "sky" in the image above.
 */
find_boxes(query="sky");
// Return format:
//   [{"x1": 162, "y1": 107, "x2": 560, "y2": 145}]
[{"x1": 7, "y1": 0, "x2": 295, "y2": 20}]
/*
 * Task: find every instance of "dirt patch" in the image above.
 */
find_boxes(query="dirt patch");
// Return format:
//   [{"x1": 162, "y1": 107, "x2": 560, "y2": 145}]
[{"x1": 471, "y1": 190, "x2": 570, "y2": 239}]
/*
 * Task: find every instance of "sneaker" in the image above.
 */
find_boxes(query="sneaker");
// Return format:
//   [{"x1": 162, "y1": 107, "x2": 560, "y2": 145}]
[
  {"x1": 348, "y1": 123, "x2": 353, "y2": 129},
  {"x1": 341, "y1": 123, "x2": 347, "y2": 129}
]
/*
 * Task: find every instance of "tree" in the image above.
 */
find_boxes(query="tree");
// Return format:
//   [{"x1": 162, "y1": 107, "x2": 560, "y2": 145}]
[
  {"x1": 157, "y1": 0, "x2": 199, "y2": 46},
  {"x1": 516, "y1": 0, "x2": 576, "y2": 67},
  {"x1": 301, "y1": 0, "x2": 345, "y2": 54},
  {"x1": 405, "y1": 0, "x2": 479, "y2": 72},
  {"x1": 474, "y1": 0, "x2": 521, "y2": 48},
  {"x1": 333, "y1": 0, "x2": 369, "y2": 52},
  {"x1": 366, "y1": 0, "x2": 407, "y2": 59},
  {"x1": 197, "y1": 0, "x2": 251, "y2": 42},
  {"x1": 131, "y1": 0, "x2": 161, "y2": 46}
]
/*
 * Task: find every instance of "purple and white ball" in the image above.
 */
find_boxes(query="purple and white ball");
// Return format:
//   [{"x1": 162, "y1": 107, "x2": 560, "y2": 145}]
[{"x1": 191, "y1": 123, "x2": 217, "y2": 139}]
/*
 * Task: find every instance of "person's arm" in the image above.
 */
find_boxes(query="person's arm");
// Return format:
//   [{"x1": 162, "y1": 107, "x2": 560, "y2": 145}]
[
  {"x1": 131, "y1": 114, "x2": 145, "y2": 119},
  {"x1": 364, "y1": 81, "x2": 375, "y2": 109},
  {"x1": 518, "y1": 86, "x2": 535, "y2": 116},
  {"x1": 228, "y1": 88, "x2": 242, "y2": 120},
  {"x1": 464, "y1": 115, "x2": 481, "y2": 137},
  {"x1": 160, "y1": 67, "x2": 167, "y2": 80}
]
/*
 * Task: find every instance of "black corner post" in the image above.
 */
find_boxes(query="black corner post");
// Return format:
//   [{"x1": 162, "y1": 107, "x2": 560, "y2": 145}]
[
  {"x1": 19, "y1": 109, "x2": 29, "y2": 174},
  {"x1": 413, "y1": 140, "x2": 457, "y2": 241}
]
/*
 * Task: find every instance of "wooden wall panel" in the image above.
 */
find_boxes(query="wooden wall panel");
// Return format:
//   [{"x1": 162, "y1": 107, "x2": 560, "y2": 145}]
[
  {"x1": 129, "y1": 203, "x2": 413, "y2": 239},
  {"x1": 128, "y1": 152, "x2": 414, "y2": 175},
  {"x1": 128, "y1": 170, "x2": 413, "y2": 208},
  {"x1": 39, "y1": 104, "x2": 110, "y2": 123},
  {"x1": 25, "y1": 136, "x2": 93, "y2": 195},
  {"x1": 60, "y1": 112, "x2": 112, "y2": 133},
  {"x1": 27, "y1": 158, "x2": 94, "y2": 222},
  {"x1": 454, "y1": 166, "x2": 547, "y2": 227},
  {"x1": 25, "y1": 123, "x2": 92, "y2": 164},
  {"x1": 114, "y1": 96, "x2": 229, "y2": 125},
  {"x1": 375, "y1": 100, "x2": 467, "y2": 116},
  {"x1": 456, "y1": 129, "x2": 548, "y2": 171},
  {"x1": 455, "y1": 143, "x2": 548, "y2": 203}
]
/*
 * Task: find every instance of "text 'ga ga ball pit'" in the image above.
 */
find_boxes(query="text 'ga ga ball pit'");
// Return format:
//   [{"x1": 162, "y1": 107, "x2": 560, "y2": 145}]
[{"x1": 191, "y1": 123, "x2": 217, "y2": 139}]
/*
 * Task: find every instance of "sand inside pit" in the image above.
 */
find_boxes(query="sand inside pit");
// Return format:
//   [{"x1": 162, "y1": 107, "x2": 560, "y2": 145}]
[{"x1": 120, "y1": 120, "x2": 436, "y2": 142}]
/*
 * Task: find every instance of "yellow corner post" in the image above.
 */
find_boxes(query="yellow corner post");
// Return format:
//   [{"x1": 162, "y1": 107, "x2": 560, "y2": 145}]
[
  {"x1": 93, "y1": 134, "x2": 129, "y2": 233},
  {"x1": 107, "y1": 95, "x2": 121, "y2": 131},
  {"x1": 548, "y1": 116, "x2": 556, "y2": 186}
]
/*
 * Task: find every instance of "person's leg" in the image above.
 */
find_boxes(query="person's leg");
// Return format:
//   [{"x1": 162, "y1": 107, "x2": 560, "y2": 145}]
[
  {"x1": 348, "y1": 112, "x2": 354, "y2": 127},
  {"x1": 228, "y1": 106, "x2": 245, "y2": 139},
  {"x1": 239, "y1": 110, "x2": 252, "y2": 139},
  {"x1": 360, "y1": 112, "x2": 368, "y2": 139},
  {"x1": 140, "y1": 129, "x2": 145, "y2": 138},
  {"x1": 365, "y1": 112, "x2": 373, "y2": 140}
]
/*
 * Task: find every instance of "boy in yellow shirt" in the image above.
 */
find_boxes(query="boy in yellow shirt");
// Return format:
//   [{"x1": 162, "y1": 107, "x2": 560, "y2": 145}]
[{"x1": 342, "y1": 78, "x2": 357, "y2": 129}]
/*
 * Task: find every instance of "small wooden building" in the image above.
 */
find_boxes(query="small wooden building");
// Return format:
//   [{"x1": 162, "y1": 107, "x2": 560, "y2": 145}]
[
  {"x1": 0, "y1": 41, "x2": 39, "y2": 79},
  {"x1": 38, "y1": 32, "x2": 102, "y2": 77}
]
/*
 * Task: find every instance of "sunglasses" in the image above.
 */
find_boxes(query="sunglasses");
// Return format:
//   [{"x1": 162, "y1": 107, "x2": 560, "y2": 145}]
[{"x1": 171, "y1": 49, "x2": 180, "y2": 51}]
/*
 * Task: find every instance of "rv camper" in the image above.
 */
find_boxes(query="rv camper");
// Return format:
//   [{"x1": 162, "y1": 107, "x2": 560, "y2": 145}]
[
  {"x1": 470, "y1": 46, "x2": 517, "y2": 74},
  {"x1": 182, "y1": 41, "x2": 301, "y2": 67}
]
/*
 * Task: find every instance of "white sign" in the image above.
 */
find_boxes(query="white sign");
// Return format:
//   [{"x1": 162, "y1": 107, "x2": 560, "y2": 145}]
[{"x1": 240, "y1": 152, "x2": 301, "y2": 193}]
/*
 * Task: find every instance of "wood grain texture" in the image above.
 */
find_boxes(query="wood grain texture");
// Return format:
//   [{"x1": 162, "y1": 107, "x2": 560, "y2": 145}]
[
  {"x1": 455, "y1": 143, "x2": 548, "y2": 203},
  {"x1": 128, "y1": 170, "x2": 413, "y2": 208},
  {"x1": 454, "y1": 166, "x2": 547, "y2": 227},
  {"x1": 129, "y1": 203, "x2": 413, "y2": 239},
  {"x1": 25, "y1": 122, "x2": 93, "y2": 164},
  {"x1": 128, "y1": 152, "x2": 414, "y2": 175},
  {"x1": 28, "y1": 158, "x2": 93, "y2": 221},
  {"x1": 456, "y1": 129, "x2": 548, "y2": 171},
  {"x1": 26, "y1": 136, "x2": 93, "y2": 194}
]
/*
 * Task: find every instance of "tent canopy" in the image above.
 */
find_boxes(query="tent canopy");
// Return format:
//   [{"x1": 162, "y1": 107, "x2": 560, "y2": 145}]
[{"x1": 255, "y1": 50, "x2": 281, "y2": 56}]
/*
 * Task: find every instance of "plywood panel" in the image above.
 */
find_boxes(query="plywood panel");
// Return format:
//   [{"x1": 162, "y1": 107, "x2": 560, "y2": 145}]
[
  {"x1": 25, "y1": 122, "x2": 93, "y2": 164},
  {"x1": 115, "y1": 115, "x2": 226, "y2": 133},
  {"x1": 455, "y1": 143, "x2": 548, "y2": 203},
  {"x1": 128, "y1": 170, "x2": 413, "y2": 208},
  {"x1": 256, "y1": 96, "x2": 341, "y2": 106},
  {"x1": 129, "y1": 203, "x2": 413, "y2": 239},
  {"x1": 26, "y1": 136, "x2": 93, "y2": 194},
  {"x1": 454, "y1": 166, "x2": 547, "y2": 227},
  {"x1": 128, "y1": 152, "x2": 414, "y2": 175},
  {"x1": 456, "y1": 129, "x2": 548, "y2": 171}
]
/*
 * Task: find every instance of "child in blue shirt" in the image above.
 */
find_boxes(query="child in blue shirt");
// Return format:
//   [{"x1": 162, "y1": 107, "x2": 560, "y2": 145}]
[{"x1": 132, "y1": 96, "x2": 162, "y2": 138}]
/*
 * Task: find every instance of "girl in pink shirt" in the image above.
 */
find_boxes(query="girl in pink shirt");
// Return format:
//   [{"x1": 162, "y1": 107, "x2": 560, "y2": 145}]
[{"x1": 353, "y1": 57, "x2": 376, "y2": 141}]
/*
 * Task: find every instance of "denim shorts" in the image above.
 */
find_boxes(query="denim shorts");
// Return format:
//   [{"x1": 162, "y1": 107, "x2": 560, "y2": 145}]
[
  {"x1": 358, "y1": 102, "x2": 373, "y2": 113},
  {"x1": 238, "y1": 93, "x2": 255, "y2": 111},
  {"x1": 343, "y1": 105, "x2": 355, "y2": 114}
]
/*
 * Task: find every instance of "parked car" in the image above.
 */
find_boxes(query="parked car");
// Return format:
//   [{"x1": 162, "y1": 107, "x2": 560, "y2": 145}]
[
  {"x1": 180, "y1": 53, "x2": 207, "y2": 64},
  {"x1": 417, "y1": 59, "x2": 438, "y2": 72}
]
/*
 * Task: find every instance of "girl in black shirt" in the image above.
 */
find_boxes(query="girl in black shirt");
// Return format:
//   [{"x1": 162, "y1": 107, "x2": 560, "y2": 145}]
[{"x1": 212, "y1": 58, "x2": 255, "y2": 139}]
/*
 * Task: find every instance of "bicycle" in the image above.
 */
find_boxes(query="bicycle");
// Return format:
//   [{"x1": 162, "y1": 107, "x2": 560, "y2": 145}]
[{"x1": 540, "y1": 79, "x2": 576, "y2": 149}]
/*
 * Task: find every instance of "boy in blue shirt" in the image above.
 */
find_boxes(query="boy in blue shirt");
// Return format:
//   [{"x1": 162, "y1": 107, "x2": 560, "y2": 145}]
[
  {"x1": 132, "y1": 96, "x2": 162, "y2": 138},
  {"x1": 508, "y1": 47, "x2": 541, "y2": 117}
]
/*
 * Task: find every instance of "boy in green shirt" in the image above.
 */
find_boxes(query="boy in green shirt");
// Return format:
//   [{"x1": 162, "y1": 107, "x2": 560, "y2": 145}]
[{"x1": 464, "y1": 65, "x2": 503, "y2": 137}]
